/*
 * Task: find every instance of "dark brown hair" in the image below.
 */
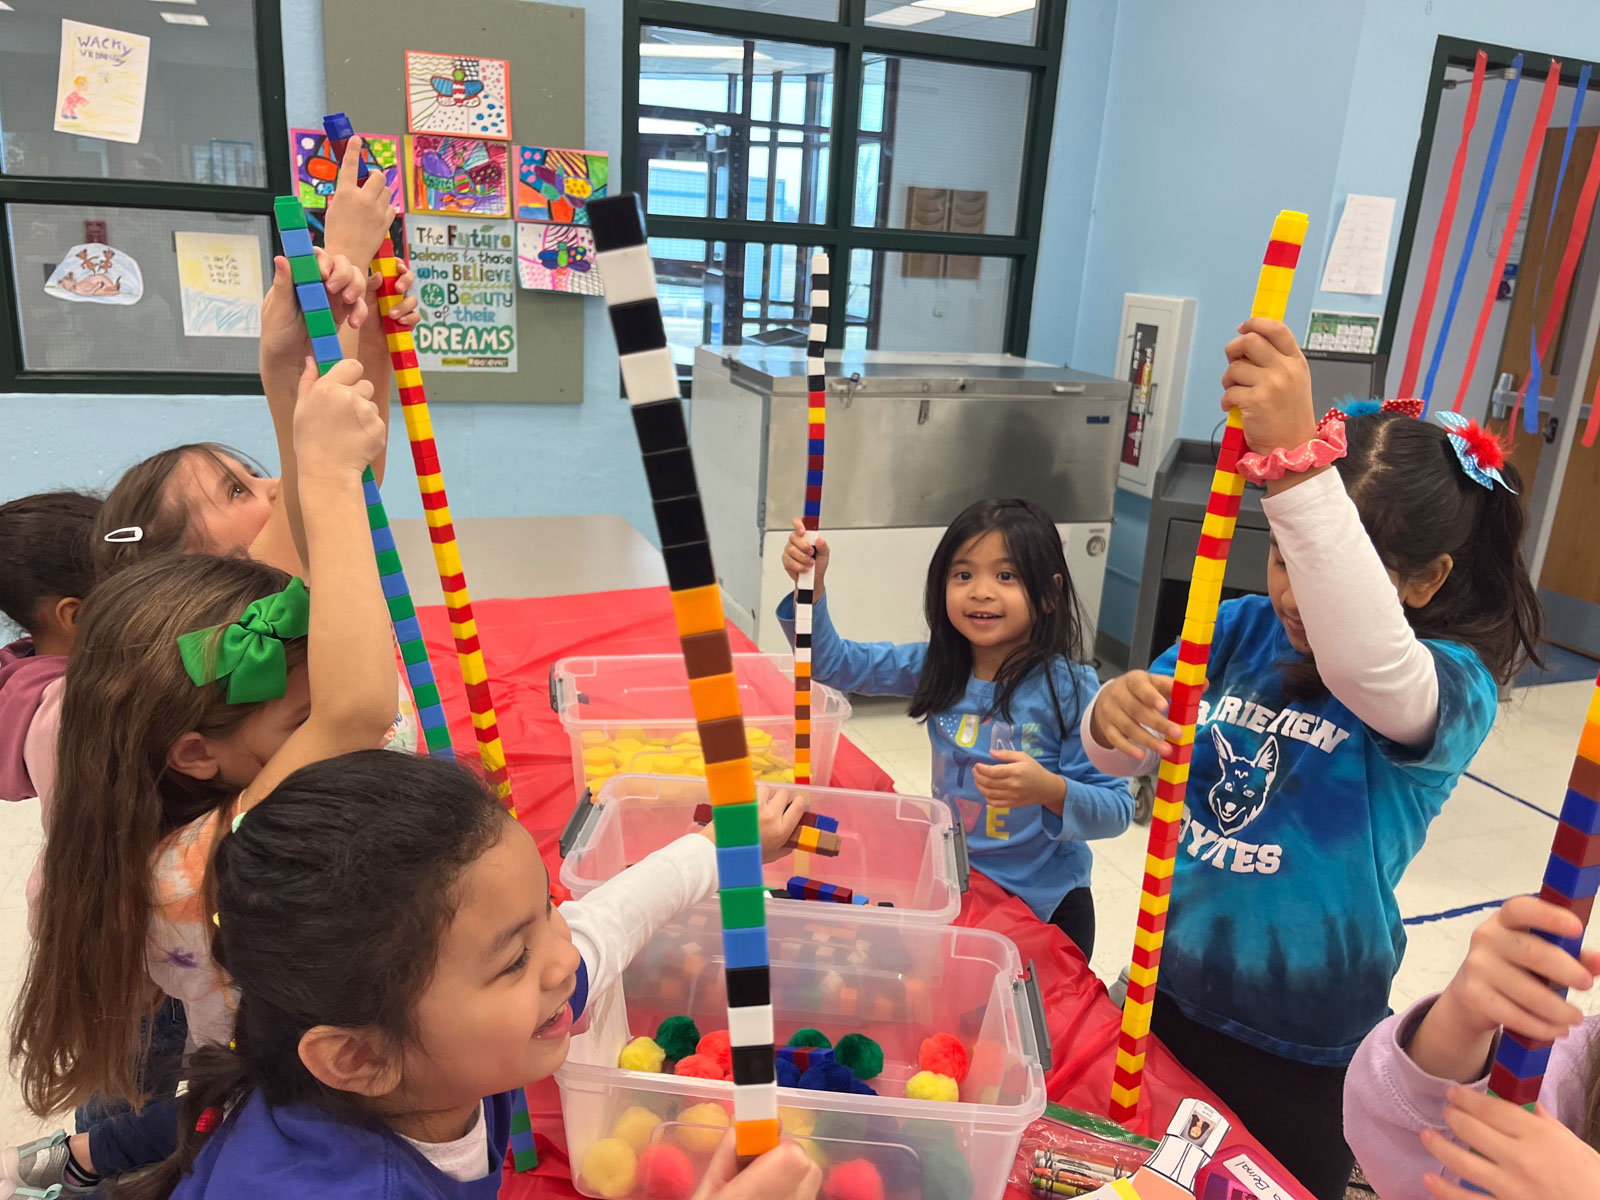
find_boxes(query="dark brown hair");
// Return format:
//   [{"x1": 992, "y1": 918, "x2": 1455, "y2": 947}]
[
  {"x1": 1282, "y1": 412, "x2": 1542, "y2": 698},
  {"x1": 120, "y1": 752, "x2": 507, "y2": 1200},
  {"x1": 0, "y1": 491, "x2": 103, "y2": 633},
  {"x1": 11, "y1": 553, "x2": 305, "y2": 1115},
  {"x1": 93, "y1": 444, "x2": 265, "y2": 580}
]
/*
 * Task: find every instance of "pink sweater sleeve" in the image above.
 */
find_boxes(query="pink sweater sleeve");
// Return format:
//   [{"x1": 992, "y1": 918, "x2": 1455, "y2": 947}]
[
  {"x1": 23, "y1": 678, "x2": 64, "y2": 939},
  {"x1": 1344, "y1": 995, "x2": 1598, "y2": 1200}
]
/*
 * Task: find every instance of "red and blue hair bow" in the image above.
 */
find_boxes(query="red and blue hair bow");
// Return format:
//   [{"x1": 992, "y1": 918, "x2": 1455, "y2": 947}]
[{"x1": 1436, "y1": 410, "x2": 1515, "y2": 493}]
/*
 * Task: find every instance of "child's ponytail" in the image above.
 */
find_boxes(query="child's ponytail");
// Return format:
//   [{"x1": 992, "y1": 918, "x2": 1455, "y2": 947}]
[{"x1": 113, "y1": 1046, "x2": 250, "y2": 1200}]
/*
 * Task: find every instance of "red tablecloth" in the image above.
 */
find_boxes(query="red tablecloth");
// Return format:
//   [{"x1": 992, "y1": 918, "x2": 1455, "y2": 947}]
[{"x1": 414, "y1": 589, "x2": 1274, "y2": 1196}]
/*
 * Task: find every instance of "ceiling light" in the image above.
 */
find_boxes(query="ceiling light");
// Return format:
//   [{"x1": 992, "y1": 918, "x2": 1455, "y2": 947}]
[
  {"x1": 640, "y1": 44, "x2": 771, "y2": 60},
  {"x1": 150, "y1": 0, "x2": 199, "y2": 4},
  {"x1": 870, "y1": 4, "x2": 944, "y2": 24},
  {"x1": 160, "y1": 10, "x2": 208, "y2": 22},
  {"x1": 640, "y1": 118, "x2": 709, "y2": 136},
  {"x1": 912, "y1": 0, "x2": 1035, "y2": 15}
]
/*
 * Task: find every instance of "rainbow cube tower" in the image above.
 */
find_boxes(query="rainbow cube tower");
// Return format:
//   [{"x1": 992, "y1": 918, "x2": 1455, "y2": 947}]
[
  {"x1": 270, "y1": 195, "x2": 454, "y2": 761},
  {"x1": 590, "y1": 193, "x2": 779, "y2": 1162},
  {"x1": 795, "y1": 254, "x2": 829, "y2": 787},
  {"x1": 1109, "y1": 210, "x2": 1309, "y2": 1127},
  {"x1": 1486, "y1": 672, "x2": 1600, "y2": 1109}
]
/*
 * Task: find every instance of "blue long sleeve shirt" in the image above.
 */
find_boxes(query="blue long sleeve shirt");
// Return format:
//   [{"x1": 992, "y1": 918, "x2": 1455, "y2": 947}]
[{"x1": 779, "y1": 593, "x2": 1132, "y2": 919}]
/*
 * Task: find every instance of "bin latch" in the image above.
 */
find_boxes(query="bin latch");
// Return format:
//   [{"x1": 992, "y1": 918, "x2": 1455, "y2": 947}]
[
  {"x1": 558, "y1": 788, "x2": 599, "y2": 859},
  {"x1": 946, "y1": 817, "x2": 972, "y2": 893},
  {"x1": 1015, "y1": 960, "x2": 1053, "y2": 1071},
  {"x1": 547, "y1": 666, "x2": 561, "y2": 713}
]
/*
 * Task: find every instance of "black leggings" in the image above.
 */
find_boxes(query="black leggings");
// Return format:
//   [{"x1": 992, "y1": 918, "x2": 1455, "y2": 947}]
[
  {"x1": 1048, "y1": 886, "x2": 1095, "y2": 961},
  {"x1": 1152, "y1": 991, "x2": 1353, "y2": 1200}
]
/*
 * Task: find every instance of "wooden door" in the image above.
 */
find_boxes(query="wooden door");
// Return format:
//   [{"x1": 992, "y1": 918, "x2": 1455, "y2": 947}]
[{"x1": 1485, "y1": 124, "x2": 1600, "y2": 612}]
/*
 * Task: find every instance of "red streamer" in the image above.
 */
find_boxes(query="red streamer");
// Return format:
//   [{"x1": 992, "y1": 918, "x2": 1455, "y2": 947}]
[
  {"x1": 1398, "y1": 51, "x2": 1487, "y2": 399},
  {"x1": 1453, "y1": 62, "x2": 1562, "y2": 413}
]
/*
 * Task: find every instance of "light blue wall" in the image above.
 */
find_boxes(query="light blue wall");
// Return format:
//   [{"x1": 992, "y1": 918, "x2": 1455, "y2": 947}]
[{"x1": 0, "y1": 0, "x2": 652, "y2": 536}]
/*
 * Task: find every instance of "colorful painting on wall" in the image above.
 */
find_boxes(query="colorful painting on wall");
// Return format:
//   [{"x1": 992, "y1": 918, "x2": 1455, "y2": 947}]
[
  {"x1": 405, "y1": 135, "x2": 510, "y2": 218},
  {"x1": 514, "y1": 146, "x2": 609, "y2": 224},
  {"x1": 173, "y1": 231, "x2": 263, "y2": 338},
  {"x1": 290, "y1": 128, "x2": 403, "y2": 211},
  {"x1": 405, "y1": 51, "x2": 511, "y2": 140},
  {"x1": 516, "y1": 222, "x2": 601, "y2": 295}
]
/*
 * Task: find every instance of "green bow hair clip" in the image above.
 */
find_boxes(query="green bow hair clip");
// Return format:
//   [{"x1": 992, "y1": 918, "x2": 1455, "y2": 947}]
[{"x1": 177, "y1": 578, "x2": 311, "y2": 705}]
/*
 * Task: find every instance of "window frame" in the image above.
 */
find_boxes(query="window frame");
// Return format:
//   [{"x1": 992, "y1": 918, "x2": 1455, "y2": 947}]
[
  {"x1": 621, "y1": 0, "x2": 1068, "y2": 368},
  {"x1": 0, "y1": 0, "x2": 291, "y2": 395}
]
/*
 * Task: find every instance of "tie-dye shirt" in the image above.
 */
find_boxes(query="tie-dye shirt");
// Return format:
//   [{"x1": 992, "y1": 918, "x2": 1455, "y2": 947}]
[
  {"x1": 1145, "y1": 595, "x2": 1496, "y2": 1065},
  {"x1": 777, "y1": 593, "x2": 1133, "y2": 920}
]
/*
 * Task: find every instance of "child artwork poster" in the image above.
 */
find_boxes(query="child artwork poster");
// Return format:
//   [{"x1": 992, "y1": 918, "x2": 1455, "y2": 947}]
[
  {"x1": 516, "y1": 223, "x2": 602, "y2": 296},
  {"x1": 54, "y1": 20, "x2": 152, "y2": 144},
  {"x1": 405, "y1": 51, "x2": 511, "y2": 140},
  {"x1": 406, "y1": 216, "x2": 517, "y2": 372},
  {"x1": 515, "y1": 146, "x2": 609, "y2": 224},
  {"x1": 291, "y1": 129, "x2": 404, "y2": 212},
  {"x1": 43, "y1": 243, "x2": 144, "y2": 306},
  {"x1": 173, "y1": 232, "x2": 263, "y2": 338},
  {"x1": 405, "y1": 135, "x2": 510, "y2": 218}
]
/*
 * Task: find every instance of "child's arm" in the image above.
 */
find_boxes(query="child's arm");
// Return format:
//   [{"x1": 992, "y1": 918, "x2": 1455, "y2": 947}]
[
  {"x1": 777, "y1": 518, "x2": 926, "y2": 695},
  {"x1": 561, "y1": 788, "x2": 805, "y2": 996},
  {"x1": 240, "y1": 357, "x2": 397, "y2": 805},
  {"x1": 1344, "y1": 897, "x2": 1600, "y2": 1200}
]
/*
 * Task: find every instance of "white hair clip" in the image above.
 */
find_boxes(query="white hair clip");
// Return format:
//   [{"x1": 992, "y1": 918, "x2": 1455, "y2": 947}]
[{"x1": 103, "y1": 526, "x2": 144, "y2": 543}]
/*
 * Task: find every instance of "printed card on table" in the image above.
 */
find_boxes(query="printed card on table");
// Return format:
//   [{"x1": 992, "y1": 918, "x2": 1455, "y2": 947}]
[
  {"x1": 174, "y1": 232, "x2": 263, "y2": 338},
  {"x1": 516, "y1": 223, "x2": 602, "y2": 295},
  {"x1": 405, "y1": 51, "x2": 511, "y2": 140},
  {"x1": 54, "y1": 19, "x2": 151, "y2": 144},
  {"x1": 291, "y1": 128, "x2": 403, "y2": 212},
  {"x1": 405, "y1": 134, "x2": 510, "y2": 218},
  {"x1": 515, "y1": 146, "x2": 609, "y2": 224}
]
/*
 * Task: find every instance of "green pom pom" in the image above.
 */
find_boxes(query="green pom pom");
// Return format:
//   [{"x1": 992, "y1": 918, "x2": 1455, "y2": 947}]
[
  {"x1": 786, "y1": 1027, "x2": 833, "y2": 1050},
  {"x1": 654, "y1": 1015, "x2": 700, "y2": 1062},
  {"x1": 834, "y1": 1033, "x2": 884, "y2": 1080}
]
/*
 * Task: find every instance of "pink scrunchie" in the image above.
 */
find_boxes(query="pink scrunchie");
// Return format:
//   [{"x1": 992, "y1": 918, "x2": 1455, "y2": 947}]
[{"x1": 1237, "y1": 419, "x2": 1348, "y2": 483}]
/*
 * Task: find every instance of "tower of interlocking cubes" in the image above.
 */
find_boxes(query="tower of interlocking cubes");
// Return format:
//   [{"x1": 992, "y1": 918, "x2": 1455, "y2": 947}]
[
  {"x1": 589, "y1": 193, "x2": 780, "y2": 1161},
  {"x1": 1109, "y1": 211, "x2": 1309, "y2": 1128},
  {"x1": 794, "y1": 254, "x2": 829, "y2": 787}
]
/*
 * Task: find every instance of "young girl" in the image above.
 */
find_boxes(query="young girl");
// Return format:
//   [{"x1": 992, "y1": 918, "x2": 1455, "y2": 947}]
[
  {"x1": 122, "y1": 750, "x2": 816, "y2": 1200},
  {"x1": 8, "y1": 354, "x2": 395, "y2": 1194},
  {"x1": 1345, "y1": 895, "x2": 1600, "y2": 1199},
  {"x1": 780, "y1": 498, "x2": 1133, "y2": 958},
  {"x1": 1084, "y1": 319, "x2": 1542, "y2": 1199}
]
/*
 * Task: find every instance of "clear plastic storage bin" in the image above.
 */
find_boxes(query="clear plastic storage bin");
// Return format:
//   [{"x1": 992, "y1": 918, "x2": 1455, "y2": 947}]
[
  {"x1": 556, "y1": 909, "x2": 1049, "y2": 1200},
  {"x1": 550, "y1": 653, "x2": 852, "y2": 797},
  {"x1": 559, "y1": 774, "x2": 969, "y2": 924}
]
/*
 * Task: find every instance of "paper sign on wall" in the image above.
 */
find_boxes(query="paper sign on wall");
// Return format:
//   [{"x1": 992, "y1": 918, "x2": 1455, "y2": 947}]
[
  {"x1": 174, "y1": 232, "x2": 263, "y2": 338},
  {"x1": 405, "y1": 51, "x2": 511, "y2": 140},
  {"x1": 516, "y1": 223, "x2": 602, "y2": 295},
  {"x1": 407, "y1": 216, "x2": 517, "y2": 371},
  {"x1": 1318, "y1": 194, "x2": 1395, "y2": 296},
  {"x1": 43, "y1": 243, "x2": 143, "y2": 305},
  {"x1": 55, "y1": 19, "x2": 151, "y2": 144}
]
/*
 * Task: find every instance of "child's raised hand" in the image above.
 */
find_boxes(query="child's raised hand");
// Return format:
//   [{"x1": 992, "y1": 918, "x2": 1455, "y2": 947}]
[
  {"x1": 1434, "y1": 896, "x2": 1600, "y2": 1046},
  {"x1": 1220, "y1": 317, "x2": 1317, "y2": 457},
  {"x1": 702, "y1": 787, "x2": 808, "y2": 862},
  {"x1": 1090, "y1": 671, "x2": 1183, "y2": 761},
  {"x1": 323, "y1": 137, "x2": 398, "y2": 268},
  {"x1": 974, "y1": 750, "x2": 1066, "y2": 812},
  {"x1": 294, "y1": 357, "x2": 385, "y2": 478},
  {"x1": 259, "y1": 249, "x2": 369, "y2": 376},
  {"x1": 782, "y1": 518, "x2": 829, "y2": 592},
  {"x1": 691, "y1": 1132, "x2": 821, "y2": 1200},
  {"x1": 1419, "y1": 1089, "x2": 1600, "y2": 1200}
]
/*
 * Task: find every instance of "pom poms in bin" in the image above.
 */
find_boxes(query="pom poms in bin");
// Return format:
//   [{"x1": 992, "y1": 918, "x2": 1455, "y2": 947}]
[
  {"x1": 775, "y1": 1056, "x2": 801, "y2": 1089},
  {"x1": 637, "y1": 1144, "x2": 695, "y2": 1200},
  {"x1": 610, "y1": 1105, "x2": 662, "y2": 1154},
  {"x1": 917, "y1": 1033, "x2": 968, "y2": 1083},
  {"x1": 834, "y1": 1033, "x2": 883, "y2": 1081},
  {"x1": 905, "y1": 1070, "x2": 959, "y2": 1103},
  {"x1": 619, "y1": 1036, "x2": 667, "y2": 1074},
  {"x1": 799, "y1": 1058, "x2": 876, "y2": 1096},
  {"x1": 696, "y1": 1029, "x2": 732, "y2": 1077},
  {"x1": 673, "y1": 1053, "x2": 725, "y2": 1081},
  {"x1": 822, "y1": 1159, "x2": 885, "y2": 1200},
  {"x1": 654, "y1": 1015, "x2": 700, "y2": 1062},
  {"x1": 787, "y1": 1027, "x2": 832, "y2": 1049},
  {"x1": 580, "y1": 1138, "x2": 637, "y2": 1199},
  {"x1": 671, "y1": 1103, "x2": 730, "y2": 1154}
]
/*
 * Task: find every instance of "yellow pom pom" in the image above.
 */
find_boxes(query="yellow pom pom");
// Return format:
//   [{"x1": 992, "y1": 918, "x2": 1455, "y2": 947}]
[
  {"x1": 673, "y1": 1102, "x2": 730, "y2": 1154},
  {"x1": 778, "y1": 1106, "x2": 816, "y2": 1138},
  {"x1": 610, "y1": 1105, "x2": 663, "y2": 1154},
  {"x1": 905, "y1": 1070, "x2": 959, "y2": 1102},
  {"x1": 618, "y1": 1036, "x2": 667, "y2": 1073},
  {"x1": 580, "y1": 1137, "x2": 638, "y2": 1199}
]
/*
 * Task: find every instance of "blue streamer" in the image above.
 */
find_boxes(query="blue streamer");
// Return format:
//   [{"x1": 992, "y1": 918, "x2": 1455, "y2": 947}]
[
  {"x1": 1423, "y1": 54, "x2": 1523, "y2": 411},
  {"x1": 1525, "y1": 62, "x2": 1590, "y2": 432}
]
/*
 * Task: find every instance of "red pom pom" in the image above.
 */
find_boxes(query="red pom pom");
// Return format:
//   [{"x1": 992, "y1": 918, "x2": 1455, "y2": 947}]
[
  {"x1": 822, "y1": 1159, "x2": 885, "y2": 1200},
  {"x1": 638, "y1": 1143, "x2": 696, "y2": 1200},
  {"x1": 674, "y1": 1053, "x2": 725, "y2": 1080},
  {"x1": 918, "y1": 1033, "x2": 969, "y2": 1083},
  {"x1": 696, "y1": 1029, "x2": 732, "y2": 1077},
  {"x1": 1457, "y1": 420, "x2": 1506, "y2": 472}
]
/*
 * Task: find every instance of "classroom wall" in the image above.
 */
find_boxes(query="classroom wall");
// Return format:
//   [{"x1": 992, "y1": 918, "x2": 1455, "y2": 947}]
[{"x1": 0, "y1": 0, "x2": 655, "y2": 540}]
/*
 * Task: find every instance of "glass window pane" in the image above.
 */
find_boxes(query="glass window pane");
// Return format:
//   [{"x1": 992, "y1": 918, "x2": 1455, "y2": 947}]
[
  {"x1": 640, "y1": 27, "x2": 833, "y2": 226},
  {"x1": 848, "y1": 250, "x2": 1013, "y2": 353},
  {"x1": 653, "y1": 0, "x2": 840, "y2": 23},
  {"x1": 865, "y1": 0, "x2": 1039, "y2": 46},
  {"x1": 8, "y1": 203, "x2": 268, "y2": 372},
  {"x1": 854, "y1": 55, "x2": 1029, "y2": 236},
  {"x1": 1, "y1": 1, "x2": 267, "y2": 185}
]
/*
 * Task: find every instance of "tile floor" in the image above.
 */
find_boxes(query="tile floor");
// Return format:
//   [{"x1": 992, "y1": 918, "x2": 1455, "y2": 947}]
[{"x1": 0, "y1": 676, "x2": 1590, "y2": 1149}]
